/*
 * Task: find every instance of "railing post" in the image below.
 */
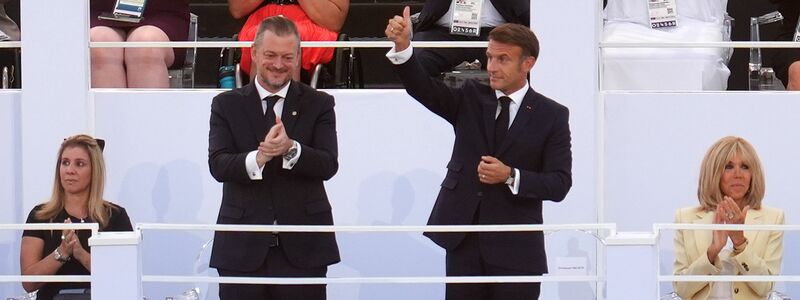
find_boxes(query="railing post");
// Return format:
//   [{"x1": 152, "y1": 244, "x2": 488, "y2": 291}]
[
  {"x1": 605, "y1": 232, "x2": 659, "y2": 299},
  {"x1": 89, "y1": 231, "x2": 143, "y2": 300}
]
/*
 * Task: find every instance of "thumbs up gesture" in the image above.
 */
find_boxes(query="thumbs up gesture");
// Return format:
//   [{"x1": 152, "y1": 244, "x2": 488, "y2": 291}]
[{"x1": 385, "y1": 6, "x2": 412, "y2": 52}]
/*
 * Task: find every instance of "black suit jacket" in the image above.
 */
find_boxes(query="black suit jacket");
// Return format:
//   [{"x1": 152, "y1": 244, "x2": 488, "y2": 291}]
[
  {"x1": 416, "y1": 0, "x2": 530, "y2": 32},
  {"x1": 208, "y1": 81, "x2": 340, "y2": 272},
  {"x1": 395, "y1": 53, "x2": 572, "y2": 273}
]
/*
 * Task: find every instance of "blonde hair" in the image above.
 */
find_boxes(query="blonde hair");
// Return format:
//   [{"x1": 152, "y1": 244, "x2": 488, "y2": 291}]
[
  {"x1": 697, "y1": 136, "x2": 765, "y2": 211},
  {"x1": 35, "y1": 134, "x2": 114, "y2": 228}
]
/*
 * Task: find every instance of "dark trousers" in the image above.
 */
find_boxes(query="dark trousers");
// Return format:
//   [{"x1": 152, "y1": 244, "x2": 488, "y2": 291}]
[
  {"x1": 445, "y1": 233, "x2": 541, "y2": 300},
  {"x1": 217, "y1": 244, "x2": 327, "y2": 300},
  {"x1": 412, "y1": 26, "x2": 492, "y2": 77}
]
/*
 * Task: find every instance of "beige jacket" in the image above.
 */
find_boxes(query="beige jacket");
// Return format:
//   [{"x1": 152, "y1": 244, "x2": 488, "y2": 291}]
[{"x1": 673, "y1": 206, "x2": 784, "y2": 300}]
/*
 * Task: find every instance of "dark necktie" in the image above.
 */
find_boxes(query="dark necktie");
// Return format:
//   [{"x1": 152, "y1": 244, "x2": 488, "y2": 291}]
[
  {"x1": 264, "y1": 95, "x2": 280, "y2": 126},
  {"x1": 494, "y1": 96, "x2": 511, "y2": 149}
]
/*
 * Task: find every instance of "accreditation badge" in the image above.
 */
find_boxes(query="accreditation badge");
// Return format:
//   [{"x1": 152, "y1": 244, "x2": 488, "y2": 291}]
[
  {"x1": 794, "y1": 18, "x2": 800, "y2": 42},
  {"x1": 450, "y1": 0, "x2": 483, "y2": 37},
  {"x1": 648, "y1": 0, "x2": 678, "y2": 29},
  {"x1": 98, "y1": 0, "x2": 148, "y2": 23}
]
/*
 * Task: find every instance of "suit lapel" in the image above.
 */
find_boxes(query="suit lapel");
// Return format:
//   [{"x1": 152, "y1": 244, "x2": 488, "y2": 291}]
[
  {"x1": 243, "y1": 82, "x2": 270, "y2": 144},
  {"x1": 692, "y1": 210, "x2": 714, "y2": 259},
  {"x1": 281, "y1": 81, "x2": 300, "y2": 135},
  {"x1": 497, "y1": 88, "x2": 537, "y2": 156},
  {"x1": 744, "y1": 208, "x2": 764, "y2": 245}
]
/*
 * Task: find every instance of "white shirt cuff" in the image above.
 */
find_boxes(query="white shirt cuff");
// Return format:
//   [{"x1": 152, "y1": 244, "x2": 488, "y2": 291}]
[
  {"x1": 386, "y1": 45, "x2": 413, "y2": 65},
  {"x1": 507, "y1": 168, "x2": 520, "y2": 195},
  {"x1": 245, "y1": 150, "x2": 264, "y2": 180},
  {"x1": 282, "y1": 141, "x2": 301, "y2": 170}
]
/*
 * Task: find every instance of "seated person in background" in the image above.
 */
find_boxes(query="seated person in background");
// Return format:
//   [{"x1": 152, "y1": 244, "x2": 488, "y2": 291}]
[
  {"x1": 412, "y1": 0, "x2": 529, "y2": 77},
  {"x1": 90, "y1": 0, "x2": 190, "y2": 88},
  {"x1": 0, "y1": 0, "x2": 20, "y2": 87},
  {"x1": 769, "y1": 0, "x2": 800, "y2": 90},
  {"x1": 0, "y1": 0, "x2": 19, "y2": 41},
  {"x1": 229, "y1": 0, "x2": 349, "y2": 82},
  {"x1": 20, "y1": 135, "x2": 133, "y2": 300},
  {"x1": 673, "y1": 136, "x2": 784, "y2": 300}
]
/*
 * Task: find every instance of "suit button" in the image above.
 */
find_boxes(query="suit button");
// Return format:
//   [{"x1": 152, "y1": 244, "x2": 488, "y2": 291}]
[
  {"x1": 477, "y1": 192, "x2": 483, "y2": 197},
  {"x1": 734, "y1": 288, "x2": 739, "y2": 294}
]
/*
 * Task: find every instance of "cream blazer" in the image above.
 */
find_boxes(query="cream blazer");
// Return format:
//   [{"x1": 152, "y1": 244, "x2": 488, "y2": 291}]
[{"x1": 673, "y1": 206, "x2": 784, "y2": 300}]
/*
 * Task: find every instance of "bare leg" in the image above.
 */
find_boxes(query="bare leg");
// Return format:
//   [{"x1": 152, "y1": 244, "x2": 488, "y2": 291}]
[
  {"x1": 124, "y1": 25, "x2": 174, "y2": 88},
  {"x1": 787, "y1": 61, "x2": 800, "y2": 91},
  {"x1": 90, "y1": 26, "x2": 127, "y2": 88}
]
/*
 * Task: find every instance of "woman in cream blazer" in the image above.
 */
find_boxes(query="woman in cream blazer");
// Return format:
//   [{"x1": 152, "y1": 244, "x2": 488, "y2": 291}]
[{"x1": 673, "y1": 136, "x2": 784, "y2": 300}]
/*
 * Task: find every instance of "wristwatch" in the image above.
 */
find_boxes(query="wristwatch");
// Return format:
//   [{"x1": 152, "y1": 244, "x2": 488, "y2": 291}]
[
  {"x1": 505, "y1": 168, "x2": 516, "y2": 185},
  {"x1": 284, "y1": 141, "x2": 299, "y2": 161},
  {"x1": 53, "y1": 248, "x2": 70, "y2": 263}
]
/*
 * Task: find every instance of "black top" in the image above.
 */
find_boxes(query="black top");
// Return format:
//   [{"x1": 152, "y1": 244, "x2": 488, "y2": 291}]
[
  {"x1": 770, "y1": 0, "x2": 800, "y2": 39},
  {"x1": 22, "y1": 203, "x2": 133, "y2": 300}
]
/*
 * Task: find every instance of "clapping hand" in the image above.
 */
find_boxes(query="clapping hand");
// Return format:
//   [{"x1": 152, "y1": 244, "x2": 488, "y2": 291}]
[{"x1": 259, "y1": 116, "x2": 292, "y2": 158}]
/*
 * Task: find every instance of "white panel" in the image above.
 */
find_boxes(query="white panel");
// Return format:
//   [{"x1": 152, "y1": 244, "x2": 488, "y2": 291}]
[
  {"x1": 0, "y1": 92, "x2": 22, "y2": 298},
  {"x1": 532, "y1": 0, "x2": 600, "y2": 298},
  {"x1": 605, "y1": 91, "x2": 800, "y2": 297},
  {"x1": 93, "y1": 88, "x2": 599, "y2": 299}
]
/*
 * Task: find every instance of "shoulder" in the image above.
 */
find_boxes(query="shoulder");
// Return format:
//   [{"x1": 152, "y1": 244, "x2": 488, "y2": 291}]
[
  {"x1": 105, "y1": 201, "x2": 128, "y2": 215},
  {"x1": 756, "y1": 205, "x2": 784, "y2": 222},
  {"x1": 531, "y1": 90, "x2": 569, "y2": 115},
  {"x1": 674, "y1": 206, "x2": 703, "y2": 222},
  {"x1": 296, "y1": 82, "x2": 335, "y2": 106},
  {"x1": 104, "y1": 201, "x2": 134, "y2": 231},
  {"x1": 214, "y1": 88, "x2": 243, "y2": 100},
  {"x1": 25, "y1": 204, "x2": 47, "y2": 223}
]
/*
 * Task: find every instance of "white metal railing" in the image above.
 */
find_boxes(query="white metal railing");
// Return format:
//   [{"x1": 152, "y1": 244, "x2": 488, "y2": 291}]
[
  {"x1": 137, "y1": 222, "x2": 614, "y2": 233},
  {"x1": 0, "y1": 42, "x2": 21, "y2": 49},
  {"x1": 0, "y1": 223, "x2": 99, "y2": 284},
  {"x1": 85, "y1": 41, "x2": 800, "y2": 49},
  {"x1": 653, "y1": 223, "x2": 799, "y2": 296},
  {"x1": 137, "y1": 223, "x2": 613, "y2": 286},
  {"x1": 88, "y1": 41, "x2": 487, "y2": 49}
]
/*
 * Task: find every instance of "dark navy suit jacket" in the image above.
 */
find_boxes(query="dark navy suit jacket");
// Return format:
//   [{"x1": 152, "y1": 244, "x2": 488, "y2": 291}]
[
  {"x1": 207, "y1": 81, "x2": 340, "y2": 272},
  {"x1": 395, "y1": 53, "x2": 572, "y2": 273}
]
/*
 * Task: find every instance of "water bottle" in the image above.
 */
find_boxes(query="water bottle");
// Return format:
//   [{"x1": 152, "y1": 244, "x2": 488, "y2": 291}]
[
  {"x1": 173, "y1": 288, "x2": 199, "y2": 300},
  {"x1": 218, "y1": 47, "x2": 236, "y2": 89}
]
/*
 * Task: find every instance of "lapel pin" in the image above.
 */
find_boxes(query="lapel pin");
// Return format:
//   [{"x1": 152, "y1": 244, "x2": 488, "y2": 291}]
[
  {"x1": 526, "y1": 105, "x2": 532, "y2": 110},
  {"x1": 292, "y1": 111, "x2": 297, "y2": 116}
]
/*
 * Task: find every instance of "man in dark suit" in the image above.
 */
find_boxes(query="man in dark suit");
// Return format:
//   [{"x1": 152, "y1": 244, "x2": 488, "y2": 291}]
[
  {"x1": 386, "y1": 7, "x2": 572, "y2": 300},
  {"x1": 412, "y1": 0, "x2": 529, "y2": 77},
  {"x1": 207, "y1": 16, "x2": 340, "y2": 300}
]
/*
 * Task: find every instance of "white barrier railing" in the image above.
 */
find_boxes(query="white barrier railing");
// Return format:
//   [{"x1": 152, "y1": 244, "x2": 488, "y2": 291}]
[
  {"x1": 137, "y1": 222, "x2": 614, "y2": 233},
  {"x1": 89, "y1": 41, "x2": 487, "y2": 49},
  {"x1": 653, "y1": 223, "x2": 800, "y2": 296},
  {"x1": 0, "y1": 42, "x2": 21, "y2": 49},
  {"x1": 86, "y1": 40, "x2": 800, "y2": 49},
  {"x1": 136, "y1": 223, "x2": 613, "y2": 286},
  {"x1": 0, "y1": 223, "x2": 99, "y2": 284}
]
